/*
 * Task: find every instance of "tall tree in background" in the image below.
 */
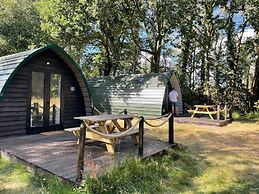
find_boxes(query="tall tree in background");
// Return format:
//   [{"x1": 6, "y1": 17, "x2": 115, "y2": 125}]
[
  {"x1": 195, "y1": 0, "x2": 222, "y2": 95},
  {"x1": 134, "y1": 0, "x2": 178, "y2": 73},
  {"x1": 36, "y1": 0, "x2": 93, "y2": 64},
  {"x1": 37, "y1": 0, "x2": 138, "y2": 76},
  {"x1": 244, "y1": 0, "x2": 259, "y2": 101},
  {"x1": 0, "y1": 0, "x2": 258, "y2": 110},
  {"x1": 89, "y1": 0, "x2": 138, "y2": 76},
  {"x1": 0, "y1": 0, "x2": 46, "y2": 56}
]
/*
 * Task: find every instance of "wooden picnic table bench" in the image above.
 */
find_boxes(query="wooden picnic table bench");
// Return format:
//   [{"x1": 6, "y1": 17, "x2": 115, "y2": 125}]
[
  {"x1": 191, "y1": 105, "x2": 217, "y2": 120},
  {"x1": 67, "y1": 114, "x2": 141, "y2": 153}
]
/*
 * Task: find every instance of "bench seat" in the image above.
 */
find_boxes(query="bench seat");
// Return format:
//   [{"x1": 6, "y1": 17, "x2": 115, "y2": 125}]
[
  {"x1": 193, "y1": 111, "x2": 217, "y2": 115},
  {"x1": 65, "y1": 126, "x2": 147, "y2": 146},
  {"x1": 65, "y1": 127, "x2": 146, "y2": 136}
]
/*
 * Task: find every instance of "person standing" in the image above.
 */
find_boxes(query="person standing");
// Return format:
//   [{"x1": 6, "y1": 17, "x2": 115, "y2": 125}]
[{"x1": 169, "y1": 88, "x2": 179, "y2": 115}]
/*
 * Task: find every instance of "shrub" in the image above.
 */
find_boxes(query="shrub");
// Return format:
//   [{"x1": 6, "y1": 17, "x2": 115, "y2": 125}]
[{"x1": 254, "y1": 100, "x2": 259, "y2": 111}]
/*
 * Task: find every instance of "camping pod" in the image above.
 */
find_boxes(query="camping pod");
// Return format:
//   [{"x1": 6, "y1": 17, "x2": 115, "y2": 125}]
[
  {"x1": 0, "y1": 45, "x2": 91, "y2": 137},
  {"x1": 87, "y1": 72, "x2": 183, "y2": 117}
]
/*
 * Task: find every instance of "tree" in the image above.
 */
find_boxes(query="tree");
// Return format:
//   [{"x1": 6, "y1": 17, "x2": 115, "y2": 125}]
[
  {"x1": 0, "y1": 0, "x2": 46, "y2": 56},
  {"x1": 244, "y1": 0, "x2": 259, "y2": 101},
  {"x1": 37, "y1": 0, "x2": 139, "y2": 76},
  {"x1": 133, "y1": 0, "x2": 178, "y2": 73}
]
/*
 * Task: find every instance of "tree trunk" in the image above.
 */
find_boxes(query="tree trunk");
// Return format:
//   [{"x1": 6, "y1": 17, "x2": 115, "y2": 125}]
[
  {"x1": 226, "y1": 14, "x2": 237, "y2": 87},
  {"x1": 150, "y1": 36, "x2": 162, "y2": 73},
  {"x1": 103, "y1": 37, "x2": 112, "y2": 76},
  {"x1": 200, "y1": 51, "x2": 205, "y2": 88},
  {"x1": 181, "y1": 38, "x2": 191, "y2": 86},
  {"x1": 253, "y1": 48, "x2": 259, "y2": 101},
  {"x1": 204, "y1": 45, "x2": 210, "y2": 95},
  {"x1": 150, "y1": 54, "x2": 160, "y2": 73}
]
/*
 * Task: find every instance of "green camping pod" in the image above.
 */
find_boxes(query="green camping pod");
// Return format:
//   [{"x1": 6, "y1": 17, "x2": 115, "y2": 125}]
[{"x1": 87, "y1": 72, "x2": 182, "y2": 117}]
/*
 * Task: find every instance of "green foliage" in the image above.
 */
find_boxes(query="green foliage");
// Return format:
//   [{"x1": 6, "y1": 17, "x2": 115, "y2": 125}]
[
  {"x1": 232, "y1": 111, "x2": 241, "y2": 119},
  {"x1": 36, "y1": 0, "x2": 140, "y2": 76},
  {"x1": 76, "y1": 146, "x2": 201, "y2": 194},
  {"x1": 0, "y1": 0, "x2": 258, "y2": 111},
  {"x1": 254, "y1": 100, "x2": 259, "y2": 111},
  {"x1": 31, "y1": 173, "x2": 74, "y2": 194},
  {"x1": 244, "y1": 111, "x2": 259, "y2": 121},
  {"x1": 231, "y1": 109, "x2": 259, "y2": 122},
  {"x1": 0, "y1": 0, "x2": 47, "y2": 56},
  {"x1": 77, "y1": 157, "x2": 167, "y2": 193}
]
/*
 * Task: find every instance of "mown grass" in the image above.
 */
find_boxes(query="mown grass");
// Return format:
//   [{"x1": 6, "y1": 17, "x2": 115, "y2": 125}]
[{"x1": 0, "y1": 120, "x2": 258, "y2": 194}]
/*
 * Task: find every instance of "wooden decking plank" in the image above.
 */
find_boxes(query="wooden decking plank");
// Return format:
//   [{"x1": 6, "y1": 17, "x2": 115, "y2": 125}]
[
  {"x1": 0, "y1": 131, "x2": 172, "y2": 183},
  {"x1": 175, "y1": 117, "x2": 232, "y2": 127}
]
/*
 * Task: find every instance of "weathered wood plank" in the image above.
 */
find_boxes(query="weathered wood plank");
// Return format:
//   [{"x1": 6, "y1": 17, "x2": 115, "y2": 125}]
[{"x1": 0, "y1": 131, "x2": 172, "y2": 183}]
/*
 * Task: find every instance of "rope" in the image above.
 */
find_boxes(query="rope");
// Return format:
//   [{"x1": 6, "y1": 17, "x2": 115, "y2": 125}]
[
  {"x1": 93, "y1": 106, "x2": 103, "y2": 115},
  {"x1": 145, "y1": 113, "x2": 170, "y2": 120},
  {"x1": 83, "y1": 118, "x2": 141, "y2": 139},
  {"x1": 144, "y1": 113, "x2": 172, "y2": 127}
]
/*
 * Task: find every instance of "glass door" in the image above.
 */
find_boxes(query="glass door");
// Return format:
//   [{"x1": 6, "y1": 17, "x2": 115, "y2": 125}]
[
  {"x1": 29, "y1": 71, "x2": 62, "y2": 133},
  {"x1": 49, "y1": 74, "x2": 61, "y2": 125},
  {"x1": 30, "y1": 72, "x2": 45, "y2": 128}
]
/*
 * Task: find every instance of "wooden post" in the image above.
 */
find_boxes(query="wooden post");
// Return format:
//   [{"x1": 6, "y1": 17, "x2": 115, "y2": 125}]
[
  {"x1": 169, "y1": 113, "x2": 174, "y2": 144},
  {"x1": 138, "y1": 116, "x2": 144, "y2": 157},
  {"x1": 76, "y1": 122, "x2": 86, "y2": 182},
  {"x1": 124, "y1": 109, "x2": 128, "y2": 128},
  {"x1": 53, "y1": 104, "x2": 56, "y2": 124},
  {"x1": 224, "y1": 105, "x2": 228, "y2": 120},
  {"x1": 217, "y1": 105, "x2": 220, "y2": 120}
]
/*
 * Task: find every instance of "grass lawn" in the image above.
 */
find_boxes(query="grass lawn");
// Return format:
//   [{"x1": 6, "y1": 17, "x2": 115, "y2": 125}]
[
  {"x1": 0, "y1": 120, "x2": 258, "y2": 194},
  {"x1": 0, "y1": 158, "x2": 74, "y2": 194},
  {"x1": 147, "y1": 120, "x2": 259, "y2": 194}
]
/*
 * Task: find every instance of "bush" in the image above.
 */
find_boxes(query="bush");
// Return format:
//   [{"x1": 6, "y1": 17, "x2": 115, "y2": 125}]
[
  {"x1": 232, "y1": 111, "x2": 241, "y2": 119},
  {"x1": 254, "y1": 100, "x2": 259, "y2": 111}
]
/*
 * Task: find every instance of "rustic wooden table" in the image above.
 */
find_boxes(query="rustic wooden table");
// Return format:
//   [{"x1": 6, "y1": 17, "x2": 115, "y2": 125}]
[
  {"x1": 191, "y1": 105, "x2": 216, "y2": 120},
  {"x1": 75, "y1": 114, "x2": 138, "y2": 153}
]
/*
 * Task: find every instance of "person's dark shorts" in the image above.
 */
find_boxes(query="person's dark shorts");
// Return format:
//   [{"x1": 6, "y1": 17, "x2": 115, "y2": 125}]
[{"x1": 169, "y1": 101, "x2": 178, "y2": 107}]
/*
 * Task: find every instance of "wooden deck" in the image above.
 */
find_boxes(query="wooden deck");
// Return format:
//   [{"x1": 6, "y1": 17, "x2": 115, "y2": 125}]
[
  {"x1": 0, "y1": 131, "x2": 173, "y2": 183},
  {"x1": 175, "y1": 117, "x2": 232, "y2": 127}
]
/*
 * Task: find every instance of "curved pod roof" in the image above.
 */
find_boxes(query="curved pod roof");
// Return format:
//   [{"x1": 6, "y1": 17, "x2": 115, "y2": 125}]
[
  {"x1": 87, "y1": 72, "x2": 183, "y2": 117},
  {"x1": 0, "y1": 45, "x2": 91, "y2": 112}
]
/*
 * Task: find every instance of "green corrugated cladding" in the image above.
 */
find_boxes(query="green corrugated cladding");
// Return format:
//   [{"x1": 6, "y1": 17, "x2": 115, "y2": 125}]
[
  {"x1": 0, "y1": 45, "x2": 91, "y2": 113},
  {"x1": 87, "y1": 72, "x2": 183, "y2": 118}
]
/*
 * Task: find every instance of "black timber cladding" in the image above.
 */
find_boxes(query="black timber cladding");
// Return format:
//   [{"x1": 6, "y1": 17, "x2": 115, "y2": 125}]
[{"x1": 0, "y1": 45, "x2": 91, "y2": 137}]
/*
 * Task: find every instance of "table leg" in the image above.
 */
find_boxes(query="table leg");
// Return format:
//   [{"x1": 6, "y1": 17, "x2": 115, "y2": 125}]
[
  {"x1": 112, "y1": 119, "x2": 125, "y2": 131},
  {"x1": 98, "y1": 121, "x2": 115, "y2": 154},
  {"x1": 191, "y1": 107, "x2": 198, "y2": 118},
  {"x1": 125, "y1": 118, "x2": 139, "y2": 145},
  {"x1": 205, "y1": 108, "x2": 214, "y2": 120}
]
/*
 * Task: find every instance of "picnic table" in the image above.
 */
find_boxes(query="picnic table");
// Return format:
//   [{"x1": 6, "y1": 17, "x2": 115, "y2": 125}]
[
  {"x1": 73, "y1": 114, "x2": 139, "y2": 153},
  {"x1": 191, "y1": 105, "x2": 217, "y2": 120}
]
